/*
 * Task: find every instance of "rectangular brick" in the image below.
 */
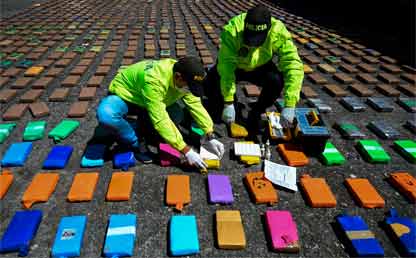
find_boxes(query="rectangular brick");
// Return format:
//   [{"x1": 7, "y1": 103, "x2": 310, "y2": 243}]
[
  {"x1": 244, "y1": 85, "x2": 261, "y2": 97},
  {"x1": 78, "y1": 59, "x2": 93, "y2": 66},
  {"x1": 376, "y1": 84, "x2": 401, "y2": 97},
  {"x1": 301, "y1": 86, "x2": 318, "y2": 98},
  {"x1": 49, "y1": 88, "x2": 70, "y2": 101},
  {"x1": 308, "y1": 73, "x2": 328, "y2": 84},
  {"x1": 29, "y1": 102, "x2": 49, "y2": 117},
  {"x1": 303, "y1": 64, "x2": 313, "y2": 73},
  {"x1": 45, "y1": 67, "x2": 64, "y2": 77},
  {"x1": 79, "y1": 87, "x2": 97, "y2": 100},
  {"x1": 328, "y1": 49, "x2": 343, "y2": 56},
  {"x1": 357, "y1": 73, "x2": 378, "y2": 84},
  {"x1": 333, "y1": 73, "x2": 354, "y2": 84},
  {"x1": 323, "y1": 84, "x2": 348, "y2": 97},
  {"x1": 339, "y1": 64, "x2": 358, "y2": 74},
  {"x1": 55, "y1": 58, "x2": 72, "y2": 67},
  {"x1": 95, "y1": 65, "x2": 111, "y2": 75},
  {"x1": 362, "y1": 56, "x2": 379, "y2": 64},
  {"x1": 303, "y1": 55, "x2": 320, "y2": 64},
  {"x1": 380, "y1": 56, "x2": 397, "y2": 64},
  {"x1": 11, "y1": 77, "x2": 32, "y2": 89},
  {"x1": 202, "y1": 56, "x2": 214, "y2": 66},
  {"x1": 70, "y1": 65, "x2": 88, "y2": 75},
  {"x1": 348, "y1": 84, "x2": 374, "y2": 97},
  {"x1": 3, "y1": 104, "x2": 28, "y2": 120},
  {"x1": 314, "y1": 49, "x2": 329, "y2": 57},
  {"x1": 0, "y1": 89, "x2": 17, "y2": 103},
  {"x1": 377, "y1": 73, "x2": 400, "y2": 84},
  {"x1": 317, "y1": 64, "x2": 336, "y2": 73},
  {"x1": 357, "y1": 63, "x2": 377, "y2": 73},
  {"x1": 401, "y1": 73, "x2": 416, "y2": 84},
  {"x1": 0, "y1": 76, "x2": 9, "y2": 87},
  {"x1": 341, "y1": 56, "x2": 360, "y2": 65},
  {"x1": 62, "y1": 75, "x2": 81, "y2": 87},
  {"x1": 380, "y1": 64, "x2": 401, "y2": 74},
  {"x1": 3, "y1": 68, "x2": 22, "y2": 77},
  {"x1": 87, "y1": 76, "x2": 104, "y2": 87},
  {"x1": 32, "y1": 77, "x2": 53, "y2": 89},
  {"x1": 68, "y1": 101, "x2": 89, "y2": 117},
  {"x1": 24, "y1": 66, "x2": 44, "y2": 77},
  {"x1": 20, "y1": 89, "x2": 43, "y2": 103},
  {"x1": 397, "y1": 84, "x2": 416, "y2": 97}
]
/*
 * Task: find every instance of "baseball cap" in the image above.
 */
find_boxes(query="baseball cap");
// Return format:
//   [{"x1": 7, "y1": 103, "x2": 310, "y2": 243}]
[
  {"x1": 243, "y1": 5, "x2": 272, "y2": 47},
  {"x1": 173, "y1": 56, "x2": 206, "y2": 97}
]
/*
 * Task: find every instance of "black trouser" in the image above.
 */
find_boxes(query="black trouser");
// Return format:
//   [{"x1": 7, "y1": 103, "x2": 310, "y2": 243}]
[{"x1": 203, "y1": 60, "x2": 284, "y2": 125}]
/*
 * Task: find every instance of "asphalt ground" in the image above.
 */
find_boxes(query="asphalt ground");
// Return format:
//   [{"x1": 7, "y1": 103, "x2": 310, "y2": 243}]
[{"x1": 0, "y1": 0, "x2": 415, "y2": 257}]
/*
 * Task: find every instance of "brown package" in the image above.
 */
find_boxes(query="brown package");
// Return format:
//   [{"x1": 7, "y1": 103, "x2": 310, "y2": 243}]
[
  {"x1": 20, "y1": 89, "x2": 43, "y2": 103},
  {"x1": 300, "y1": 175, "x2": 337, "y2": 207},
  {"x1": 166, "y1": 175, "x2": 191, "y2": 211},
  {"x1": 3, "y1": 104, "x2": 28, "y2": 120},
  {"x1": 68, "y1": 101, "x2": 89, "y2": 117},
  {"x1": 348, "y1": 84, "x2": 374, "y2": 97},
  {"x1": 49, "y1": 88, "x2": 70, "y2": 101},
  {"x1": 78, "y1": 87, "x2": 96, "y2": 100},
  {"x1": 244, "y1": 85, "x2": 261, "y2": 97},
  {"x1": 345, "y1": 178, "x2": 385, "y2": 208},
  {"x1": 106, "y1": 171, "x2": 134, "y2": 201},
  {"x1": 244, "y1": 171, "x2": 278, "y2": 205},
  {"x1": 29, "y1": 102, "x2": 50, "y2": 118},
  {"x1": 323, "y1": 84, "x2": 348, "y2": 97},
  {"x1": 216, "y1": 210, "x2": 246, "y2": 249},
  {"x1": 0, "y1": 89, "x2": 17, "y2": 103}
]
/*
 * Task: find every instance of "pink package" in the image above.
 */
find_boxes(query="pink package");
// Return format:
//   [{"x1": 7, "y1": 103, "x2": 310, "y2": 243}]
[
  {"x1": 159, "y1": 143, "x2": 181, "y2": 167},
  {"x1": 265, "y1": 210, "x2": 300, "y2": 252}
]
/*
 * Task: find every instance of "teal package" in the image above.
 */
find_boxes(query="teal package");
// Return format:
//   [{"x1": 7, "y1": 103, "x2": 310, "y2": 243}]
[
  {"x1": 23, "y1": 121, "x2": 47, "y2": 141},
  {"x1": 51, "y1": 216, "x2": 87, "y2": 258},
  {"x1": 0, "y1": 123, "x2": 16, "y2": 143},
  {"x1": 103, "y1": 214, "x2": 136, "y2": 257},
  {"x1": 48, "y1": 120, "x2": 80, "y2": 143},
  {"x1": 170, "y1": 215, "x2": 200, "y2": 256}
]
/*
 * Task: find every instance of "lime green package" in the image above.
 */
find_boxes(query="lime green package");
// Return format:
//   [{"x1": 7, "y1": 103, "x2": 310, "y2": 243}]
[
  {"x1": 320, "y1": 141, "x2": 346, "y2": 165},
  {"x1": 394, "y1": 140, "x2": 416, "y2": 163},
  {"x1": 23, "y1": 121, "x2": 47, "y2": 141},
  {"x1": 0, "y1": 123, "x2": 16, "y2": 143},
  {"x1": 48, "y1": 120, "x2": 80, "y2": 143},
  {"x1": 357, "y1": 139, "x2": 391, "y2": 163}
]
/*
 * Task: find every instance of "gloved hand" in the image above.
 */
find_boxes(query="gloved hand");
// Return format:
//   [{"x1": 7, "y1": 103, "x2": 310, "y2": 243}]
[
  {"x1": 205, "y1": 139, "x2": 225, "y2": 159},
  {"x1": 280, "y1": 108, "x2": 296, "y2": 128},
  {"x1": 185, "y1": 148, "x2": 208, "y2": 169},
  {"x1": 222, "y1": 104, "x2": 235, "y2": 124}
]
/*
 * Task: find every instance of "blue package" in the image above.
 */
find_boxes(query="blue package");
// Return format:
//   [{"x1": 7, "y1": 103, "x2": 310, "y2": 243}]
[
  {"x1": 385, "y1": 208, "x2": 416, "y2": 256},
  {"x1": 81, "y1": 144, "x2": 106, "y2": 167},
  {"x1": 1, "y1": 142, "x2": 33, "y2": 167},
  {"x1": 43, "y1": 145, "x2": 73, "y2": 169},
  {"x1": 0, "y1": 210, "x2": 42, "y2": 256},
  {"x1": 337, "y1": 214, "x2": 384, "y2": 257},
  {"x1": 113, "y1": 152, "x2": 135, "y2": 171},
  {"x1": 170, "y1": 215, "x2": 200, "y2": 256},
  {"x1": 103, "y1": 214, "x2": 136, "y2": 257},
  {"x1": 52, "y1": 215, "x2": 87, "y2": 258}
]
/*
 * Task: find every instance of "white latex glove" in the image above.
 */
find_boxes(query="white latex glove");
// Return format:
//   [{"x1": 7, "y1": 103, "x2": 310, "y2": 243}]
[
  {"x1": 205, "y1": 139, "x2": 225, "y2": 159},
  {"x1": 280, "y1": 108, "x2": 296, "y2": 128},
  {"x1": 222, "y1": 104, "x2": 235, "y2": 124},
  {"x1": 185, "y1": 148, "x2": 208, "y2": 169}
]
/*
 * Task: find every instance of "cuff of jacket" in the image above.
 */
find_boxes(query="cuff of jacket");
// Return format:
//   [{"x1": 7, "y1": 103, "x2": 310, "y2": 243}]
[
  {"x1": 284, "y1": 97, "x2": 298, "y2": 108},
  {"x1": 174, "y1": 140, "x2": 187, "y2": 152}
]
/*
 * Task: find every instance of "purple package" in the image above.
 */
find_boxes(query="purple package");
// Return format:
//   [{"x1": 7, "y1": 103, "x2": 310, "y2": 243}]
[
  {"x1": 159, "y1": 143, "x2": 181, "y2": 167},
  {"x1": 208, "y1": 174, "x2": 234, "y2": 204}
]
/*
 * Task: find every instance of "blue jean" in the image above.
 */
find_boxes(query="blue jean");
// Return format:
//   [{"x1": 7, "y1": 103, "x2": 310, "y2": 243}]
[{"x1": 96, "y1": 95, "x2": 184, "y2": 147}]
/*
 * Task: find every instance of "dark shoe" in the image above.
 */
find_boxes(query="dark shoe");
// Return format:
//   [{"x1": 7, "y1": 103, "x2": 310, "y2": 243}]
[{"x1": 133, "y1": 144, "x2": 153, "y2": 164}]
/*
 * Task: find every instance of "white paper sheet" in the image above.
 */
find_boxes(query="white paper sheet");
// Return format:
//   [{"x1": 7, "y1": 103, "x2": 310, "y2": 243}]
[
  {"x1": 264, "y1": 160, "x2": 298, "y2": 191},
  {"x1": 234, "y1": 142, "x2": 261, "y2": 157}
]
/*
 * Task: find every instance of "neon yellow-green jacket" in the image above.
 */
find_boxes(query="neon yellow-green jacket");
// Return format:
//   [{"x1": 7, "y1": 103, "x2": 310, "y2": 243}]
[
  {"x1": 109, "y1": 59, "x2": 214, "y2": 151},
  {"x1": 217, "y1": 13, "x2": 304, "y2": 107}
]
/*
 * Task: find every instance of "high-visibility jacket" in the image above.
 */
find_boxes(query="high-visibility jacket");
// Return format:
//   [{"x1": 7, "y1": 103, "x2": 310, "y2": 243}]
[
  {"x1": 217, "y1": 13, "x2": 304, "y2": 107},
  {"x1": 109, "y1": 59, "x2": 213, "y2": 151}
]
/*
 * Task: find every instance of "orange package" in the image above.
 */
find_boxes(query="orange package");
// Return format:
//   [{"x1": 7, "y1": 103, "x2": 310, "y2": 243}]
[
  {"x1": 166, "y1": 175, "x2": 191, "y2": 211},
  {"x1": 0, "y1": 170, "x2": 14, "y2": 199},
  {"x1": 345, "y1": 178, "x2": 385, "y2": 208},
  {"x1": 106, "y1": 171, "x2": 134, "y2": 201},
  {"x1": 389, "y1": 172, "x2": 416, "y2": 203},
  {"x1": 67, "y1": 172, "x2": 99, "y2": 202},
  {"x1": 300, "y1": 174, "x2": 337, "y2": 207},
  {"x1": 244, "y1": 171, "x2": 278, "y2": 205},
  {"x1": 277, "y1": 143, "x2": 309, "y2": 167},
  {"x1": 22, "y1": 173, "x2": 59, "y2": 209}
]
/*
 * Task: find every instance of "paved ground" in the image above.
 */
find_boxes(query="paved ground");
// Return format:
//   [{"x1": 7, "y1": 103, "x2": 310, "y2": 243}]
[{"x1": 0, "y1": 0, "x2": 415, "y2": 257}]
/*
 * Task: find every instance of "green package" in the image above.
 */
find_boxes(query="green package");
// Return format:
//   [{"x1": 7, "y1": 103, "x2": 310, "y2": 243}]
[
  {"x1": 394, "y1": 140, "x2": 416, "y2": 163},
  {"x1": 0, "y1": 123, "x2": 16, "y2": 143},
  {"x1": 23, "y1": 121, "x2": 47, "y2": 141},
  {"x1": 320, "y1": 141, "x2": 346, "y2": 165},
  {"x1": 191, "y1": 123, "x2": 204, "y2": 136},
  {"x1": 48, "y1": 119, "x2": 80, "y2": 143},
  {"x1": 357, "y1": 139, "x2": 391, "y2": 163}
]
